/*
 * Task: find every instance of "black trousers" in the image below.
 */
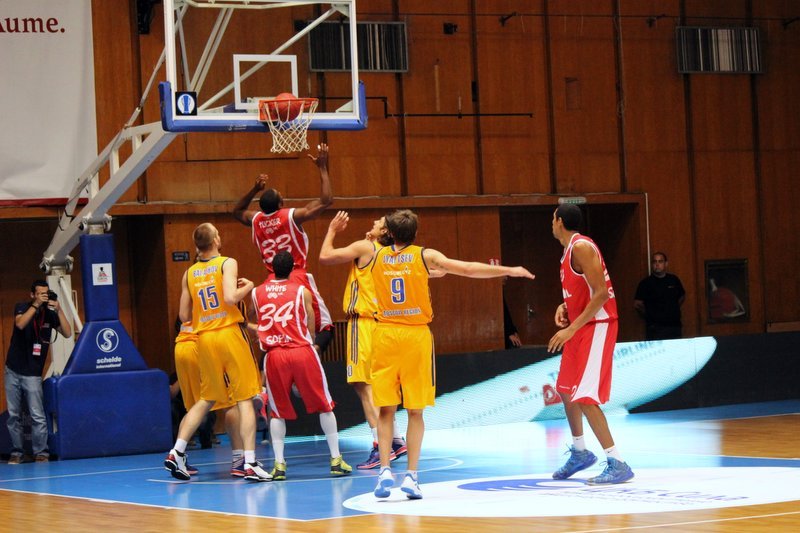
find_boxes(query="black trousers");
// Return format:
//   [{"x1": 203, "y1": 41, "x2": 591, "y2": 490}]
[{"x1": 646, "y1": 324, "x2": 682, "y2": 341}]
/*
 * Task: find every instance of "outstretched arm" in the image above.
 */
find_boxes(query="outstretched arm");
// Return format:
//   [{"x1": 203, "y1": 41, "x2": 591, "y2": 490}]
[
  {"x1": 233, "y1": 174, "x2": 268, "y2": 226},
  {"x1": 319, "y1": 211, "x2": 375, "y2": 266},
  {"x1": 422, "y1": 248, "x2": 534, "y2": 280},
  {"x1": 293, "y1": 143, "x2": 333, "y2": 225}
]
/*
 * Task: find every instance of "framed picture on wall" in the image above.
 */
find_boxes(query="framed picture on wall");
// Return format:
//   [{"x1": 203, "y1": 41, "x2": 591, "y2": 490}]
[{"x1": 705, "y1": 259, "x2": 749, "y2": 323}]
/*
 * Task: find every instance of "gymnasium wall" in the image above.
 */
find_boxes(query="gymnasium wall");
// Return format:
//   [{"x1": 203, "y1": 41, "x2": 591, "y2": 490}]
[{"x1": 1, "y1": 0, "x2": 799, "y2": 386}]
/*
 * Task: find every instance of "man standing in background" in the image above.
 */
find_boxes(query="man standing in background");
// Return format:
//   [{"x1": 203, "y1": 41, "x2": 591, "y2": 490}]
[
  {"x1": 5, "y1": 280, "x2": 72, "y2": 464},
  {"x1": 634, "y1": 252, "x2": 685, "y2": 340}
]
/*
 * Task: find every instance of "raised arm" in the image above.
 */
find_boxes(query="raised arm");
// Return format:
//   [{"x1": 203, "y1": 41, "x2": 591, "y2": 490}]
[
  {"x1": 232, "y1": 174, "x2": 268, "y2": 226},
  {"x1": 319, "y1": 211, "x2": 375, "y2": 266},
  {"x1": 15, "y1": 291, "x2": 49, "y2": 330},
  {"x1": 422, "y1": 248, "x2": 534, "y2": 280},
  {"x1": 293, "y1": 143, "x2": 333, "y2": 225}
]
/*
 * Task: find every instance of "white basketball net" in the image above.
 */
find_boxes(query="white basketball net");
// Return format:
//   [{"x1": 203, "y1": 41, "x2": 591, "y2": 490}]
[{"x1": 258, "y1": 98, "x2": 318, "y2": 154}]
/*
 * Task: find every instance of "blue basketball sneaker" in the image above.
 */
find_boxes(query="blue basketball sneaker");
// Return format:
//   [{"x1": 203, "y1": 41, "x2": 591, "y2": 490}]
[
  {"x1": 552, "y1": 446, "x2": 597, "y2": 480},
  {"x1": 391, "y1": 438, "x2": 408, "y2": 460},
  {"x1": 587, "y1": 458, "x2": 634, "y2": 485},
  {"x1": 374, "y1": 467, "x2": 394, "y2": 498},
  {"x1": 357, "y1": 444, "x2": 382, "y2": 470}
]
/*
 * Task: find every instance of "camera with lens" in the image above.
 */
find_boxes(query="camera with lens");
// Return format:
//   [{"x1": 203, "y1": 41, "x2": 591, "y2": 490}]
[{"x1": 47, "y1": 290, "x2": 58, "y2": 311}]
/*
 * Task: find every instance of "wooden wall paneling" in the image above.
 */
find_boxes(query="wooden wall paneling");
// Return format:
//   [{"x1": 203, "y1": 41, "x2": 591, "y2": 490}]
[
  {"x1": 753, "y1": 2, "x2": 800, "y2": 326},
  {"x1": 499, "y1": 207, "x2": 565, "y2": 347},
  {"x1": 107, "y1": 220, "x2": 137, "y2": 352},
  {"x1": 683, "y1": 0, "x2": 759, "y2": 338},
  {"x1": 400, "y1": 2, "x2": 478, "y2": 196},
  {"x1": 163, "y1": 215, "x2": 198, "y2": 373},
  {"x1": 548, "y1": 0, "x2": 621, "y2": 193},
  {"x1": 413, "y1": 207, "x2": 504, "y2": 353},
  {"x1": 92, "y1": 0, "x2": 142, "y2": 202},
  {"x1": 690, "y1": 79, "x2": 757, "y2": 153},
  {"x1": 758, "y1": 155, "x2": 800, "y2": 325},
  {"x1": 324, "y1": 72, "x2": 404, "y2": 199},
  {"x1": 618, "y1": 1, "x2": 698, "y2": 336},
  {"x1": 144, "y1": 156, "x2": 336, "y2": 204},
  {"x1": 684, "y1": 0, "x2": 747, "y2": 21},
  {"x1": 127, "y1": 216, "x2": 170, "y2": 370},
  {"x1": 692, "y1": 152, "x2": 762, "y2": 336},
  {"x1": 584, "y1": 203, "x2": 643, "y2": 341},
  {"x1": 475, "y1": 1, "x2": 552, "y2": 195}
]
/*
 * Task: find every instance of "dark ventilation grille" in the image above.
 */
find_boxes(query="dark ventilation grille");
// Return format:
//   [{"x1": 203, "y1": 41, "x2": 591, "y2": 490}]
[
  {"x1": 309, "y1": 21, "x2": 408, "y2": 72},
  {"x1": 676, "y1": 27, "x2": 762, "y2": 74}
]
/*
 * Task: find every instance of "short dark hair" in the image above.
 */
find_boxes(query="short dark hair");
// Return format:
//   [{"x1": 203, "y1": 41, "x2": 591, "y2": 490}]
[
  {"x1": 377, "y1": 215, "x2": 394, "y2": 247},
  {"x1": 377, "y1": 232, "x2": 394, "y2": 247},
  {"x1": 652, "y1": 251, "x2": 668, "y2": 262},
  {"x1": 555, "y1": 204, "x2": 583, "y2": 231},
  {"x1": 272, "y1": 251, "x2": 295, "y2": 279},
  {"x1": 31, "y1": 280, "x2": 48, "y2": 294},
  {"x1": 385, "y1": 209, "x2": 418, "y2": 244},
  {"x1": 259, "y1": 189, "x2": 282, "y2": 213}
]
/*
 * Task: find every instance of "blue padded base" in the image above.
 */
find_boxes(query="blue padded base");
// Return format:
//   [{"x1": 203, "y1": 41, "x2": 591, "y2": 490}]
[{"x1": 45, "y1": 370, "x2": 172, "y2": 460}]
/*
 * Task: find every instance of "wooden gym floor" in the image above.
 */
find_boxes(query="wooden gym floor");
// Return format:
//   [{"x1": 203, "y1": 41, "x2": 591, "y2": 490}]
[{"x1": 1, "y1": 401, "x2": 798, "y2": 532}]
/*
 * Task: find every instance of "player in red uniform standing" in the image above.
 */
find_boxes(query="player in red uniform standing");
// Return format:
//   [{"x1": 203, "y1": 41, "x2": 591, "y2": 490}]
[
  {"x1": 250, "y1": 251, "x2": 352, "y2": 480},
  {"x1": 547, "y1": 203, "x2": 634, "y2": 485},
  {"x1": 233, "y1": 143, "x2": 334, "y2": 352}
]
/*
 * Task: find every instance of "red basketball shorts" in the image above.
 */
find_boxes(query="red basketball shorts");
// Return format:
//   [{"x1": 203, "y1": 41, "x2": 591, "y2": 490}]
[{"x1": 556, "y1": 320, "x2": 618, "y2": 405}]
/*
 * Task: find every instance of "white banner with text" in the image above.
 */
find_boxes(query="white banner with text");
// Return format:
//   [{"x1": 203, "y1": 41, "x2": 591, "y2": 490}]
[{"x1": 0, "y1": 1, "x2": 97, "y2": 205}]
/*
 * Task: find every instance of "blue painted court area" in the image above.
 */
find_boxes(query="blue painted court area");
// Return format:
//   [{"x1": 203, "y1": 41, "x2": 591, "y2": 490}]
[{"x1": 0, "y1": 400, "x2": 798, "y2": 521}]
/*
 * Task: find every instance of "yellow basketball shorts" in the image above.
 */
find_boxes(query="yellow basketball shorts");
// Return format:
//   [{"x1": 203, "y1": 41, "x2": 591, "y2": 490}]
[
  {"x1": 346, "y1": 315, "x2": 376, "y2": 384},
  {"x1": 175, "y1": 337, "x2": 235, "y2": 411},
  {"x1": 196, "y1": 324, "x2": 260, "y2": 404},
  {"x1": 371, "y1": 323, "x2": 435, "y2": 409}
]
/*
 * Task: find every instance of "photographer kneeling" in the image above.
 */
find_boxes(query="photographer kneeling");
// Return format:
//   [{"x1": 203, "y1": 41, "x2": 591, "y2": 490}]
[{"x1": 4, "y1": 280, "x2": 72, "y2": 464}]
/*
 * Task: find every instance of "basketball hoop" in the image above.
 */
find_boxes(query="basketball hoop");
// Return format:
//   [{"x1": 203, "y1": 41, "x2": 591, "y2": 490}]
[{"x1": 258, "y1": 96, "x2": 318, "y2": 154}]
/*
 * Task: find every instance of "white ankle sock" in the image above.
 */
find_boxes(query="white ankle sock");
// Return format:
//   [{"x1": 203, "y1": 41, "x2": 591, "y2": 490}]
[
  {"x1": 174, "y1": 439, "x2": 188, "y2": 454},
  {"x1": 604, "y1": 445, "x2": 623, "y2": 462},
  {"x1": 572, "y1": 435, "x2": 586, "y2": 451}
]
